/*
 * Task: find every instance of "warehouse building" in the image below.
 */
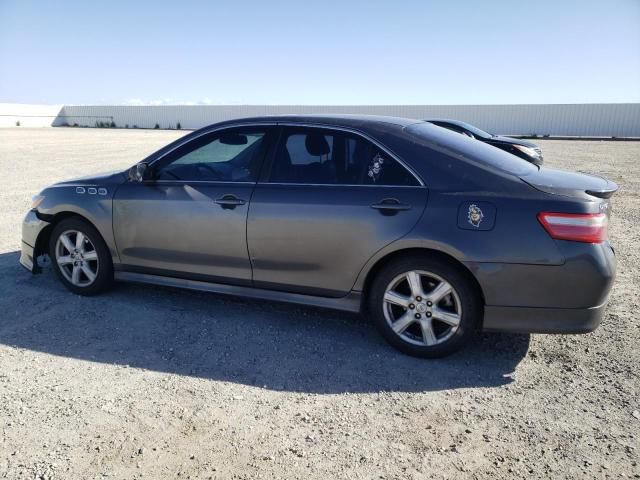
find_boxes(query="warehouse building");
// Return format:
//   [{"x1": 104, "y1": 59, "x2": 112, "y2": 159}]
[{"x1": 1, "y1": 103, "x2": 639, "y2": 137}]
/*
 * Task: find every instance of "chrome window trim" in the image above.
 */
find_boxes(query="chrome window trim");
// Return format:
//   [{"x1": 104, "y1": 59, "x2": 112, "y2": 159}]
[
  {"x1": 147, "y1": 121, "x2": 426, "y2": 188},
  {"x1": 148, "y1": 180, "x2": 257, "y2": 186},
  {"x1": 145, "y1": 180, "x2": 420, "y2": 189},
  {"x1": 258, "y1": 182, "x2": 424, "y2": 189}
]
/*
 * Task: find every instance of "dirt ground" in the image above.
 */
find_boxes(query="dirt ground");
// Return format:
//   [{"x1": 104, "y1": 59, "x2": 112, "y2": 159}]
[{"x1": 0, "y1": 128, "x2": 638, "y2": 480}]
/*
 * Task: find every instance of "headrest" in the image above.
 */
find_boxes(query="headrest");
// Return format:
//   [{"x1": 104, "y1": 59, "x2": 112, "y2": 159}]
[{"x1": 305, "y1": 134, "x2": 331, "y2": 156}]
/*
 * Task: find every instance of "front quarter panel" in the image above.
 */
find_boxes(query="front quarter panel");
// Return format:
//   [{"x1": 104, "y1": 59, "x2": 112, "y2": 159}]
[{"x1": 36, "y1": 173, "x2": 126, "y2": 263}]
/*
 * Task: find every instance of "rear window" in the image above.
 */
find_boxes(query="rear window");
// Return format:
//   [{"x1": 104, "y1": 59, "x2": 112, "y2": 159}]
[{"x1": 404, "y1": 123, "x2": 537, "y2": 176}]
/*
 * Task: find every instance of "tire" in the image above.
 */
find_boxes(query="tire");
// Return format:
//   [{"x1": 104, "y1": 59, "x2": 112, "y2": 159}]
[
  {"x1": 367, "y1": 254, "x2": 481, "y2": 358},
  {"x1": 49, "y1": 216, "x2": 113, "y2": 296}
]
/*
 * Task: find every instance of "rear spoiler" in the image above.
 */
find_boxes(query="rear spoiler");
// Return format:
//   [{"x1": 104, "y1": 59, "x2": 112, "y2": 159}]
[{"x1": 585, "y1": 186, "x2": 618, "y2": 199}]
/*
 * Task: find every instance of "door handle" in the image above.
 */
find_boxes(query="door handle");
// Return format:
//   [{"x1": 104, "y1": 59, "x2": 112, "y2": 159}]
[
  {"x1": 215, "y1": 194, "x2": 246, "y2": 209},
  {"x1": 370, "y1": 198, "x2": 411, "y2": 215}
]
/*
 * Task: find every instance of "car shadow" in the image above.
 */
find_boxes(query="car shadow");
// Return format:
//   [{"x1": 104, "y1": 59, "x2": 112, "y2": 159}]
[{"x1": 0, "y1": 250, "x2": 529, "y2": 394}]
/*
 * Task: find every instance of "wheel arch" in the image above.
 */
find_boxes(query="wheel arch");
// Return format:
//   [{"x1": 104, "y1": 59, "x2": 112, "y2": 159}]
[
  {"x1": 359, "y1": 247, "x2": 486, "y2": 315},
  {"x1": 35, "y1": 211, "x2": 103, "y2": 258}
]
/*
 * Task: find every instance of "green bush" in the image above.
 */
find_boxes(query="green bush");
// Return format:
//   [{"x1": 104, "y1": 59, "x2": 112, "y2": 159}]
[
  {"x1": 176, "y1": 122, "x2": 182, "y2": 130},
  {"x1": 110, "y1": 121, "x2": 116, "y2": 128},
  {"x1": 16, "y1": 121, "x2": 20, "y2": 127},
  {"x1": 154, "y1": 123, "x2": 160, "y2": 129}
]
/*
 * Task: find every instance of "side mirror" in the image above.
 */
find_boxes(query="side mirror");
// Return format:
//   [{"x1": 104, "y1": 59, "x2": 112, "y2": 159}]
[{"x1": 128, "y1": 163, "x2": 153, "y2": 182}]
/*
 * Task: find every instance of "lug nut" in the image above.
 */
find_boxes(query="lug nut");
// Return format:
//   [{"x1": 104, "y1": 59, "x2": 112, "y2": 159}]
[
  {"x1": 416, "y1": 296, "x2": 422, "y2": 302},
  {"x1": 427, "y1": 301, "x2": 432, "y2": 307},
  {"x1": 415, "y1": 313, "x2": 421, "y2": 319},
  {"x1": 409, "y1": 304, "x2": 415, "y2": 310},
  {"x1": 426, "y1": 312, "x2": 432, "y2": 318}
]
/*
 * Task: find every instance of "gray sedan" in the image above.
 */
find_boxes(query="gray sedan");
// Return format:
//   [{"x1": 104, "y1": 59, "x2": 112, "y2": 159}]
[{"x1": 20, "y1": 115, "x2": 617, "y2": 357}]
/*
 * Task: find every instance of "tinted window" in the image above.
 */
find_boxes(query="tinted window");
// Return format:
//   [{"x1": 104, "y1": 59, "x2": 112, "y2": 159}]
[
  {"x1": 269, "y1": 129, "x2": 419, "y2": 186},
  {"x1": 155, "y1": 130, "x2": 267, "y2": 182},
  {"x1": 434, "y1": 122, "x2": 463, "y2": 134},
  {"x1": 452, "y1": 121, "x2": 493, "y2": 139},
  {"x1": 405, "y1": 123, "x2": 537, "y2": 176}
]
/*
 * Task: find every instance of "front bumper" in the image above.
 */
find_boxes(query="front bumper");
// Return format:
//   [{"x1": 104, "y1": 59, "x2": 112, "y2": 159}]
[
  {"x1": 20, "y1": 210, "x2": 50, "y2": 273},
  {"x1": 20, "y1": 241, "x2": 36, "y2": 272}
]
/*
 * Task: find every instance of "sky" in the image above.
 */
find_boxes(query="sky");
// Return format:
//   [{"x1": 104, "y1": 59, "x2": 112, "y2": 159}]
[{"x1": 1, "y1": 0, "x2": 639, "y2": 105}]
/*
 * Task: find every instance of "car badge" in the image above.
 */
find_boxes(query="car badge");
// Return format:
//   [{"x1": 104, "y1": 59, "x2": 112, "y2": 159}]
[{"x1": 467, "y1": 204, "x2": 484, "y2": 227}]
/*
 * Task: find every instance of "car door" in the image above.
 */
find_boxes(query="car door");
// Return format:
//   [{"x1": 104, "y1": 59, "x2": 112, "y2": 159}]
[
  {"x1": 247, "y1": 126, "x2": 428, "y2": 297},
  {"x1": 113, "y1": 126, "x2": 274, "y2": 285}
]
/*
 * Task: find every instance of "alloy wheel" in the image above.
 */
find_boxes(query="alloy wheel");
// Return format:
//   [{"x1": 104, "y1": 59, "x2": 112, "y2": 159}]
[
  {"x1": 55, "y1": 229, "x2": 99, "y2": 287},
  {"x1": 383, "y1": 270, "x2": 462, "y2": 347}
]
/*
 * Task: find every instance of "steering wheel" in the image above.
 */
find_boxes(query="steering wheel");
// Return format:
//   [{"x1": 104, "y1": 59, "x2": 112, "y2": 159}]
[
  {"x1": 161, "y1": 169, "x2": 181, "y2": 180},
  {"x1": 196, "y1": 163, "x2": 224, "y2": 180}
]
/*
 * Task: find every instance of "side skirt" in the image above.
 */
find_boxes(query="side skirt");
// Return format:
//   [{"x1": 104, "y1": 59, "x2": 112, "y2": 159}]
[{"x1": 114, "y1": 271, "x2": 363, "y2": 313}]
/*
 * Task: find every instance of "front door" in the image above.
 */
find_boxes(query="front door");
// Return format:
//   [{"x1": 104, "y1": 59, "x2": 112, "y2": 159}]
[
  {"x1": 247, "y1": 126, "x2": 428, "y2": 297},
  {"x1": 113, "y1": 127, "x2": 274, "y2": 285}
]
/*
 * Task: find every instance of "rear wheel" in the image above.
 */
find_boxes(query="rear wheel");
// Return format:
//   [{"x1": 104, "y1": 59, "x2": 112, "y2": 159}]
[
  {"x1": 368, "y1": 255, "x2": 481, "y2": 358},
  {"x1": 49, "y1": 217, "x2": 113, "y2": 295}
]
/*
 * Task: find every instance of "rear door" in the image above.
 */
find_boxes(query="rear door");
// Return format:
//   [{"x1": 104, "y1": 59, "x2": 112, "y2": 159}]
[
  {"x1": 113, "y1": 126, "x2": 274, "y2": 285},
  {"x1": 247, "y1": 126, "x2": 428, "y2": 297}
]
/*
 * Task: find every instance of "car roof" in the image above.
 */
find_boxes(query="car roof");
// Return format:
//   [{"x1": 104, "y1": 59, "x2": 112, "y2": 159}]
[{"x1": 212, "y1": 114, "x2": 422, "y2": 132}]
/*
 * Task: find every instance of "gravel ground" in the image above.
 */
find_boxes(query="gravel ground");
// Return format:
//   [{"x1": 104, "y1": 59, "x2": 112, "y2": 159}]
[{"x1": 0, "y1": 128, "x2": 638, "y2": 479}]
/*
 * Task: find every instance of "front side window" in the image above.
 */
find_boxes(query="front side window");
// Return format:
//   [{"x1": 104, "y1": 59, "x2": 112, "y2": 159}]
[
  {"x1": 155, "y1": 129, "x2": 267, "y2": 182},
  {"x1": 269, "y1": 128, "x2": 419, "y2": 186}
]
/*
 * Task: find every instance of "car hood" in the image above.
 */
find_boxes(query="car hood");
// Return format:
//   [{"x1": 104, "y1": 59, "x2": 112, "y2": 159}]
[
  {"x1": 52, "y1": 169, "x2": 128, "y2": 186},
  {"x1": 488, "y1": 135, "x2": 538, "y2": 148},
  {"x1": 520, "y1": 167, "x2": 618, "y2": 199}
]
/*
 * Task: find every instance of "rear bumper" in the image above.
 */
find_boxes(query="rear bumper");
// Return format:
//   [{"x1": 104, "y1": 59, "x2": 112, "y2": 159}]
[
  {"x1": 468, "y1": 241, "x2": 616, "y2": 334},
  {"x1": 483, "y1": 303, "x2": 605, "y2": 334}
]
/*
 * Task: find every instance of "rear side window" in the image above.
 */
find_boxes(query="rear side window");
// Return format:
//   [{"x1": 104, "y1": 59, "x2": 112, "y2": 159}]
[
  {"x1": 269, "y1": 128, "x2": 419, "y2": 186},
  {"x1": 405, "y1": 122, "x2": 537, "y2": 176}
]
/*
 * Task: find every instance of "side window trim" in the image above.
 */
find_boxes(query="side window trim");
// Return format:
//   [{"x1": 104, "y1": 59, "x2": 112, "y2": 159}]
[
  {"x1": 262, "y1": 124, "x2": 424, "y2": 187},
  {"x1": 259, "y1": 126, "x2": 285, "y2": 183}
]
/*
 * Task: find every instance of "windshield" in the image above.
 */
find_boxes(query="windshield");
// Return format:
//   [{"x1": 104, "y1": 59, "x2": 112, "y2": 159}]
[{"x1": 405, "y1": 123, "x2": 537, "y2": 176}]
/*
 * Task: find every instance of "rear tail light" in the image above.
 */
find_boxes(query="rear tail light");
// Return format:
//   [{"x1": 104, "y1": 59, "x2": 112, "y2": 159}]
[{"x1": 537, "y1": 212, "x2": 608, "y2": 243}]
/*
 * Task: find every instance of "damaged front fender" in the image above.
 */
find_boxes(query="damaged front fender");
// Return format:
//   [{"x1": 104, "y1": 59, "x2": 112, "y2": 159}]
[{"x1": 20, "y1": 210, "x2": 50, "y2": 273}]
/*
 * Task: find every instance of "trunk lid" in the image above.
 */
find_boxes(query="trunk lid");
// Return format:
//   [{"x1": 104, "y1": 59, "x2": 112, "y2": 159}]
[
  {"x1": 520, "y1": 168, "x2": 618, "y2": 199},
  {"x1": 521, "y1": 168, "x2": 618, "y2": 220}
]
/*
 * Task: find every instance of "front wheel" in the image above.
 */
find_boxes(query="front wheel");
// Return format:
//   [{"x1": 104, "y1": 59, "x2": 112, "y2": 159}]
[
  {"x1": 49, "y1": 217, "x2": 113, "y2": 296},
  {"x1": 368, "y1": 255, "x2": 481, "y2": 358}
]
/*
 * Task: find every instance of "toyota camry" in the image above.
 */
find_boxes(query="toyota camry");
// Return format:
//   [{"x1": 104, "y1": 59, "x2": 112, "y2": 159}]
[{"x1": 21, "y1": 115, "x2": 617, "y2": 357}]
